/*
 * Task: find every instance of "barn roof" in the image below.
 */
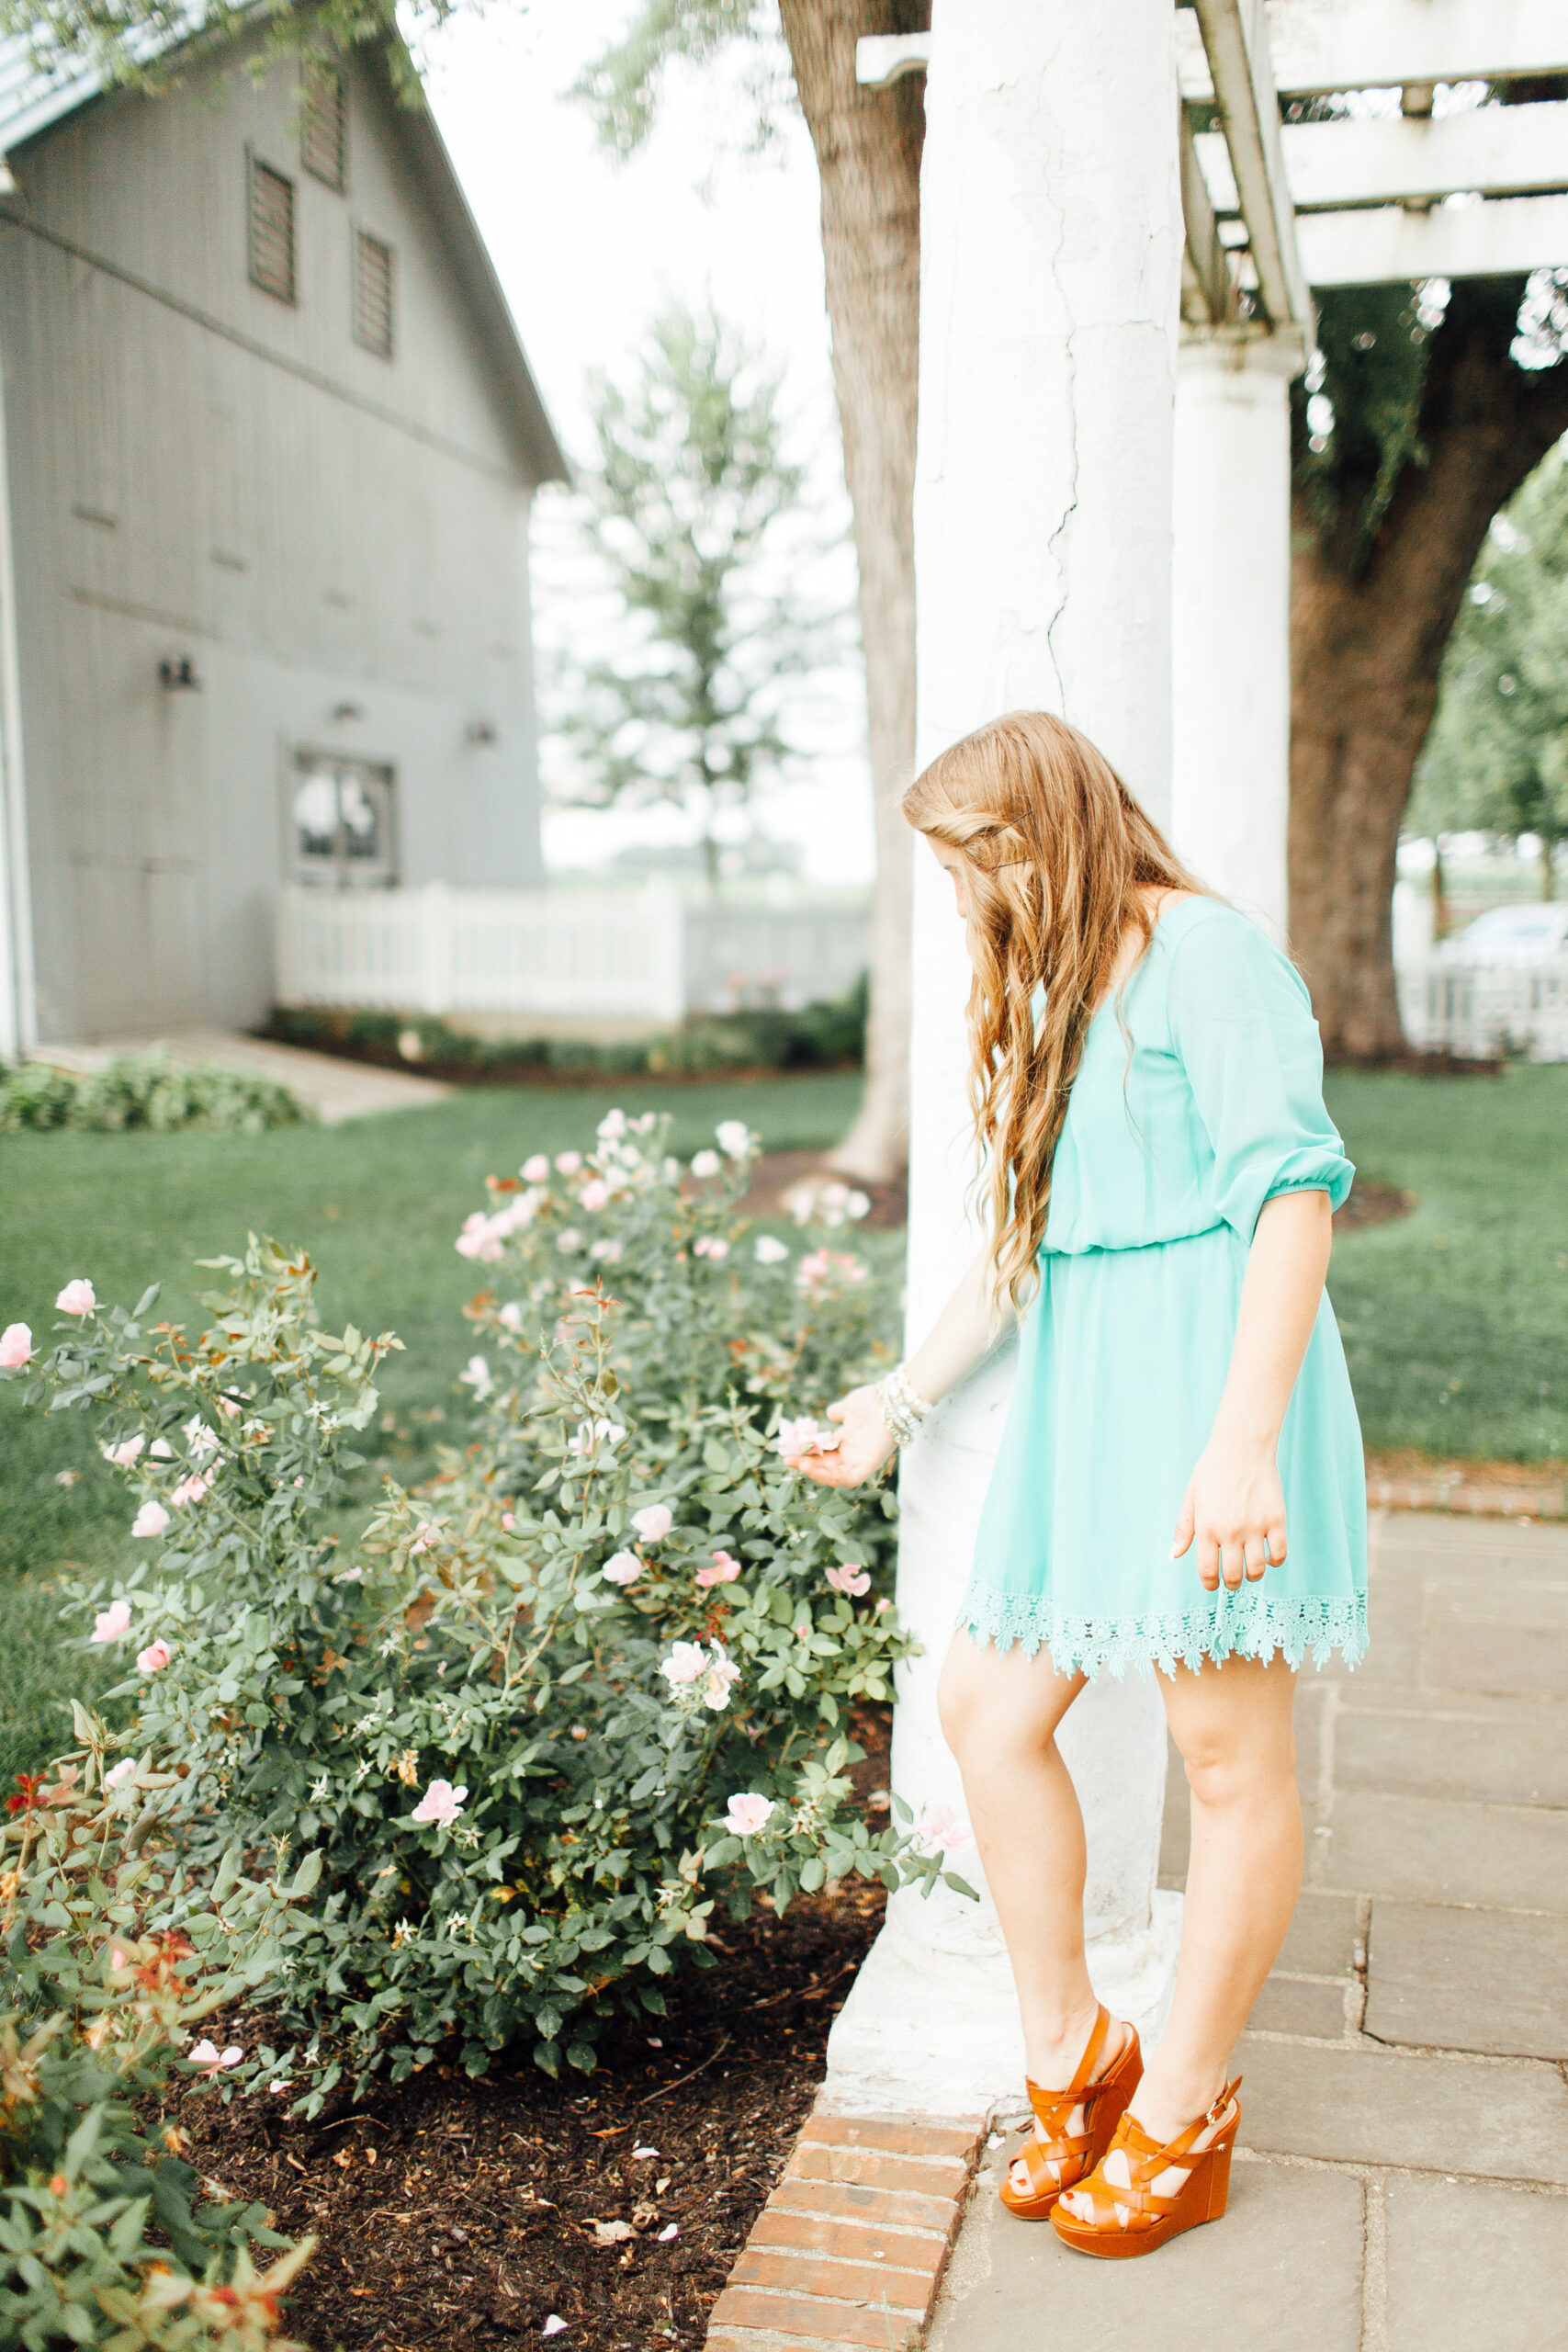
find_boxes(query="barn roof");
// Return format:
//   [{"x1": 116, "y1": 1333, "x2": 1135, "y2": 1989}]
[{"x1": 0, "y1": 21, "x2": 569, "y2": 487}]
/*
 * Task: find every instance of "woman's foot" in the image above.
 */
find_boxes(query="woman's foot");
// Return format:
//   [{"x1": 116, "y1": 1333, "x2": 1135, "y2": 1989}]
[
  {"x1": 999, "y1": 2004, "x2": 1142, "y2": 2219},
  {"x1": 1054, "y1": 2077, "x2": 1242, "y2": 2253}
]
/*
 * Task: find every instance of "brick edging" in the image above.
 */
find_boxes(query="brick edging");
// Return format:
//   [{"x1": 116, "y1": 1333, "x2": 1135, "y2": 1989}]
[{"x1": 705, "y1": 2102, "x2": 987, "y2": 2352}]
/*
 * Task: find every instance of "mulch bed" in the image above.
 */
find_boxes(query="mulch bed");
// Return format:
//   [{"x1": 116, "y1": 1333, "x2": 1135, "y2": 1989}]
[{"x1": 153, "y1": 1713, "x2": 894, "y2": 2352}]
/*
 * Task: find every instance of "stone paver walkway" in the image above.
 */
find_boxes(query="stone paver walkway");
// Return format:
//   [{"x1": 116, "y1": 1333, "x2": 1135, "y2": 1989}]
[
  {"x1": 928, "y1": 1511, "x2": 1568, "y2": 2352},
  {"x1": 31, "y1": 1029, "x2": 451, "y2": 1124}
]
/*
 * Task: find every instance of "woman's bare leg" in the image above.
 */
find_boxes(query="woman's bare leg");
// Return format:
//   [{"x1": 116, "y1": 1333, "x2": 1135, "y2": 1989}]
[
  {"x1": 937, "y1": 1632, "x2": 1111, "y2": 2121},
  {"x1": 1058, "y1": 1652, "x2": 1300, "y2": 2222}
]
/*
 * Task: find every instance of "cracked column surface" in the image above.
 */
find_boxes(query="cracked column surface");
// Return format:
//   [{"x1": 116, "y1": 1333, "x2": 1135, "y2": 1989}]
[
  {"x1": 1173, "y1": 334, "x2": 1300, "y2": 943},
  {"x1": 825, "y1": 0, "x2": 1185, "y2": 2117}
]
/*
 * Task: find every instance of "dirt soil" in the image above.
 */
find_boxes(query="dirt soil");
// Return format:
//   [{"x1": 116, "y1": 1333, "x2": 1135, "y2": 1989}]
[{"x1": 156, "y1": 1713, "x2": 894, "y2": 2352}]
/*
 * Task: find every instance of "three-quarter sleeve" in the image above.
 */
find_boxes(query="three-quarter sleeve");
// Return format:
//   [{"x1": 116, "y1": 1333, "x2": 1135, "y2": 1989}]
[{"x1": 1167, "y1": 908, "x2": 1354, "y2": 1242}]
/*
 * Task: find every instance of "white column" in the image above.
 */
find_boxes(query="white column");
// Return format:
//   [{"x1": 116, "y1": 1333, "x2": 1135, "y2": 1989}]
[
  {"x1": 1171, "y1": 332, "x2": 1299, "y2": 941},
  {"x1": 826, "y1": 0, "x2": 1184, "y2": 2119}
]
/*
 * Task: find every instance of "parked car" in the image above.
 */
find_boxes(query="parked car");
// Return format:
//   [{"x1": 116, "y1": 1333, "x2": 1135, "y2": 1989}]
[{"x1": 1438, "y1": 904, "x2": 1568, "y2": 964}]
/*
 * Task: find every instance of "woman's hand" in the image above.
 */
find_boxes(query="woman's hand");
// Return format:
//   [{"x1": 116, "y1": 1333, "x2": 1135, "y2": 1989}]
[
  {"x1": 1170, "y1": 1434, "x2": 1287, "y2": 1593},
  {"x1": 791, "y1": 1385, "x2": 897, "y2": 1488}
]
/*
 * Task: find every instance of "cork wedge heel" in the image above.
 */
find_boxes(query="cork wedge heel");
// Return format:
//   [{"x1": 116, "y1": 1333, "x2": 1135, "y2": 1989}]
[{"x1": 1051, "y1": 2078, "x2": 1242, "y2": 2259}]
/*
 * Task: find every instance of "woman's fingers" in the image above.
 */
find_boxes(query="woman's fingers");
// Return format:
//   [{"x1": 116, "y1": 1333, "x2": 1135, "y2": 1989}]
[
  {"x1": 825, "y1": 1396, "x2": 850, "y2": 1424},
  {"x1": 1169, "y1": 1482, "x2": 1196, "y2": 1561}
]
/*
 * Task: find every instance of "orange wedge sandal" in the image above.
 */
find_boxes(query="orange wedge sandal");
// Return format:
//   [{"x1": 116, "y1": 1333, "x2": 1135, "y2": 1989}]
[
  {"x1": 1050, "y1": 2076, "x2": 1242, "y2": 2257},
  {"x1": 998, "y1": 2004, "x2": 1143, "y2": 2222}
]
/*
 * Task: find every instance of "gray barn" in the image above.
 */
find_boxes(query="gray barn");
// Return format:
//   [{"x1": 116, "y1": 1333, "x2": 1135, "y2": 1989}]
[{"x1": 0, "y1": 28, "x2": 566, "y2": 1052}]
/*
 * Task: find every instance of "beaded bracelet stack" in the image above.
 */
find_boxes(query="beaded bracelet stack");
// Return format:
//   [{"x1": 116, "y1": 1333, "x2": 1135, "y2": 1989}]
[{"x1": 878, "y1": 1362, "x2": 934, "y2": 1447}]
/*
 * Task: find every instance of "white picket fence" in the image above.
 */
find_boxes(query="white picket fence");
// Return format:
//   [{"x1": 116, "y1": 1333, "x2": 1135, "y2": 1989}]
[
  {"x1": 1397, "y1": 955, "x2": 1568, "y2": 1061},
  {"x1": 276, "y1": 882, "x2": 869, "y2": 1024}
]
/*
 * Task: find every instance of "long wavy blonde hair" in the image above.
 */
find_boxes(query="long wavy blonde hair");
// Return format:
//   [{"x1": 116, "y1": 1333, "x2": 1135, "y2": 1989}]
[{"x1": 903, "y1": 711, "x2": 1205, "y2": 1310}]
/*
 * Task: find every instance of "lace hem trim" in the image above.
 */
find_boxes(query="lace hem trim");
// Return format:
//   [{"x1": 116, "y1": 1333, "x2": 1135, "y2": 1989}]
[{"x1": 955, "y1": 1586, "x2": 1368, "y2": 1679}]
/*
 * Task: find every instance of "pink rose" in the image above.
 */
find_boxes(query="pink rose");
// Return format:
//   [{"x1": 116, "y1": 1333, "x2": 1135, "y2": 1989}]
[
  {"x1": 521, "y1": 1154, "x2": 550, "y2": 1182},
  {"x1": 917, "y1": 1803, "x2": 973, "y2": 1851},
  {"x1": 659, "y1": 1642, "x2": 707, "y2": 1688},
  {"x1": 169, "y1": 1472, "x2": 213, "y2": 1508},
  {"x1": 0, "y1": 1322, "x2": 32, "y2": 1369},
  {"x1": 701, "y1": 1653, "x2": 742, "y2": 1711},
  {"x1": 136, "y1": 1640, "x2": 172, "y2": 1674},
  {"x1": 693, "y1": 1235, "x2": 729, "y2": 1261},
  {"x1": 103, "y1": 1759, "x2": 134, "y2": 1789},
  {"x1": 498, "y1": 1302, "x2": 524, "y2": 1331},
  {"x1": 690, "y1": 1150, "x2": 720, "y2": 1179},
  {"x1": 101, "y1": 1435, "x2": 144, "y2": 1466},
  {"x1": 130, "y1": 1501, "x2": 169, "y2": 1539},
  {"x1": 501, "y1": 1510, "x2": 516, "y2": 1532},
  {"x1": 631, "y1": 1505, "x2": 672, "y2": 1544},
  {"x1": 411, "y1": 1778, "x2": 468, "y2": 1826},
  {"x1": 773, "y1": 1416, "x2": 822, "y2": 1462},
  {"x1": 91, "y1": 1600, "x2": 132, "y2": 1645},
  {"x1": 187, "y1": 2040, "x2": 243, "y2": 2075},
  {"x1": 54, "y1": 1280, "x2": 96, "y2": 1317},
  {"x1": 602, "y1": 1551, "x2": 641, "y2": 1586},
  {"x1": 695, "y1": 1549, "x2": 741, "y2": 1589},
  {"x1": 578, "y1": 1179, "x2": 610, "y2": 1212},
  {"x1": 555, "y1": 1151, "x2": 582, "y2": 1174},
  {"x1": 826, "y1": 1564, "x2": 871, "y2": 1598},
  {"x1": 723, "y1": 1792, "x2": 773, "y2": 1837}
]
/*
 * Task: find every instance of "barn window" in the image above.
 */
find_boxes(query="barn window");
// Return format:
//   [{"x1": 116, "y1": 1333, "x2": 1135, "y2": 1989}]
[
  {"x1": 353, "y1": 229, "x2": 395, "y2": 359},
  {"x1": 248, "y1": 158, "x2": 296, "y2": 303},
  {"x1": 291, "y1": 757, "x2": 397, "y2": 888},
  {"x1": 300, "y1": 59, "x2": 346, "y2": 191}
]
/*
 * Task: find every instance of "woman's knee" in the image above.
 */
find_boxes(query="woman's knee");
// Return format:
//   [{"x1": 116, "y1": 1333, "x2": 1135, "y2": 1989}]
[
  {"x1": 938, "y1": 1637, "x2": 1067, "y2": 1771},
  {"x1": 1180, "y1": 1724, "x2": 1295, "y2": 1813}
]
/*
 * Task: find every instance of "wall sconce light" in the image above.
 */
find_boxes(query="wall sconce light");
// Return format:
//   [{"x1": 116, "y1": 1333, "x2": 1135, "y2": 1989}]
[
  {"x1": 466, "y1": 719, "x2": 498, "y2": 746},
  {"x1": 332, "y1": 702, "x2": 365, "y2": 723},
  {"x1": 158, "y1": 657, "x2": 200, "y2": 691}
]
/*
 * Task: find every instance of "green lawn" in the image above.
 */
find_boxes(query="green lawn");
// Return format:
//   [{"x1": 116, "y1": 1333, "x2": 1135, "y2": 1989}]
[
  {"x1": 0, "y1": 1075, "x2": 864, "y2": 1789},
  {"x1": 1323, "y1": 1063, "x2": 1568, "y2": 1464},
  {"x1": 2, "y1": 1061, "x2": 1563, "y2": 1786}
]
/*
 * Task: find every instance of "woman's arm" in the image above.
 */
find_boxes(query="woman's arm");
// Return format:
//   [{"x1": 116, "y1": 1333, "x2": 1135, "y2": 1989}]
[
  {"x1": 794, "y1": 1248, "x2": 1008, "y2": 1488},
  {"x1": 1170, "y1": 1188, "x2": 1334, "y2": 1592}
]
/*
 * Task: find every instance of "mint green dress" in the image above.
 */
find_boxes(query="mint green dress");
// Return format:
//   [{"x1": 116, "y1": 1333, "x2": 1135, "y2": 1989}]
[{"x1": 959, "y1": 898, "x2": 1368, "y2": 1679}]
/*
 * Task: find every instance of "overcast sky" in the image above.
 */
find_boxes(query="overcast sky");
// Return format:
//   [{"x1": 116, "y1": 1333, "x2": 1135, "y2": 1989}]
[{"x1": 422, "y1": 3, "x2": 876, "y2": 885}]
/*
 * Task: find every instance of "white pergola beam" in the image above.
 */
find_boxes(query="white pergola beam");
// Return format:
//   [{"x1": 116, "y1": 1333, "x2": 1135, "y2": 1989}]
[
  {"x1": 1199, "y1": 99, "x2": 1568, "y2": 216},
  {"x1": 1180, "y1": 102, "x2": 1240, "y2": 322},
  {"x1": 1179, "y1": 1, "x2": 1568, "y2": 100},
  {"x1": 1297, "y1": 189, "x2": 1568, "y2": 284},
  {"x1": 855, "y1": 32, "x2": 932, "y2": 91},
  {"x1": 1190, "y1": 0, "x2": 1314, "y2": 339}
]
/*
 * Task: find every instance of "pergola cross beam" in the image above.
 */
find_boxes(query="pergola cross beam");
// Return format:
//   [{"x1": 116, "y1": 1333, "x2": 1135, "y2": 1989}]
[
  {"x1": 1198, "y1": 98, "x2": 1568, "y2": 216},
  {"x1": 1178, "y1": 0, "x2": 1568, "y2": 101}
]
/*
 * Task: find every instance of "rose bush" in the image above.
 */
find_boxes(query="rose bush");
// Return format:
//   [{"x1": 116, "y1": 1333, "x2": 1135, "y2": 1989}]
[
  {"x1": 0, "y1": 1706, "x2": 317, "y2": 2349},
  {"x1": 6, "y1": 1116, "x2": 969, "y2": 2107}
]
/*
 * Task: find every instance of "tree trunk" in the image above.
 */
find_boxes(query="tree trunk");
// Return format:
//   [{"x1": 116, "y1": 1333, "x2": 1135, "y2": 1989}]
[
  {"x1": 1290, "y1": 277, "x2": 1568, "y2": 1057},
  {"x1": 776, "y1": 0, "x2": 927, "y2": 1179}
]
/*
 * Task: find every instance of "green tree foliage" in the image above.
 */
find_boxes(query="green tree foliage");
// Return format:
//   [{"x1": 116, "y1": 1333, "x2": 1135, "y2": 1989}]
[
  {"x1": 1408, "y1": 447, "x2": 1568, "y2": 894},
  {"x1": 1293, "y1": 282, "x2": 1439, "y2": 573},
  {"x1": 570, "y1": 0, "x2": 772, "y2": 156},
  {"x1": 557, "y1": 305, "x2": 836, "y2": 891}
]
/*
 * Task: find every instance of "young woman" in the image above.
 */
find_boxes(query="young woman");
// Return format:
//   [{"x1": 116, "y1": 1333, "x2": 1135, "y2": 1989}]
[{"x1": 797, "y1": 711, "x2": 1367, "y2": 2259}]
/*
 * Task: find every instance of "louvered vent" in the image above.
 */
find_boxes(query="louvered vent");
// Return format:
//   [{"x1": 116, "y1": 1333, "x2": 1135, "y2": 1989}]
[
  {"x1": 354, "y1": 230, "x2": 394, "y2": 359},
  {"x1": 301, "y1": 59, "x2": 346, "y2": 191},
  {"x1": 248, "y1": 159, "x2": 296, "y2": 303}
]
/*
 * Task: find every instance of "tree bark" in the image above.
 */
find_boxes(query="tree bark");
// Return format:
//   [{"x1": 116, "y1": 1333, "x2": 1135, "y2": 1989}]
[
  {"x1": 776, "y1": 0, "x2": 927, "y2": 1178},
  {"x1": 1289, "y1": 277, "x2": 1568, "y2": 1057}
]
